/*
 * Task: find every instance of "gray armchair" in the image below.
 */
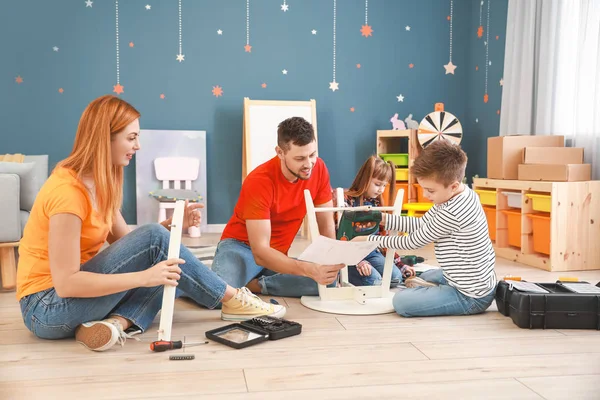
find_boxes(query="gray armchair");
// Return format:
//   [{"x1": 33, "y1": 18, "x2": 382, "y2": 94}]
[{"x1": 0, "y1": 155, "x2": 49, "y2": 290}]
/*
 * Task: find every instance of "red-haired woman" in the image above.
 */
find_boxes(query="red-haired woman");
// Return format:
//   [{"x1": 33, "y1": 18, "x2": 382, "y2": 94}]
[{"x1": 16, "y1": 95, "x2": 285, "y2": 352}]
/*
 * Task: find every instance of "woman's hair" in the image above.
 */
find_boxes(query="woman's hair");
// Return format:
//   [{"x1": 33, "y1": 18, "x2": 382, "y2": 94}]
[
  {"x1": 345, "y1": 155, "x2": 396, "y2": 205},
  {"x1": 57, "y1": 95, "x2": 140, "y2": 225}
]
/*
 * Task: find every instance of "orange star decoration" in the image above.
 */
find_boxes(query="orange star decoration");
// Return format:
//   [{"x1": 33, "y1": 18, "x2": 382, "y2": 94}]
[
  {"x1": 484, "y1": 94, "x2": 489, "y2": 103},
  {"x1": 497, "y1": 109, "x2": 501, "y2": 115},
  {"x1": 58, "y1": 88, "x2": 64, "y2": 93},
  {"x1": 212, "y1": 85, "x2": 223, "y2": 97},
  {"x1": 15, "y1": 76, "x2": 23, "y2": 84},
  {"x1": 160, "y1": 94, "x2": 165, "y2": 99},
  {"x1": 477, "y1": 26, "x2": 484, "y2": 38},
  {"x1": 244, "y1": 44, "x2": 252, "y2": 52},
  {"x1": 113, "y1": 83, "x2": 124, "y2": 95},
  {"x1": 350, "y1": 107, "x2": 355, "y2": 112},
  {"x1": 476, "y1": 65, "x2": 479, "y2": 71},
  {"x1": 360, "y1": 24, "x2": 373, "y2": 37},
  {"x1": 356, "y1": 64, "x2": 361, "y2": 69},
  {"x1": 496, "y1": 35, "x2": 499, "y2": 40},
  {"x1": 447, "y1": 15, "x2": 451, "y2": 21},
  {"x1": 409, "y1": 63, "x2": 414, "y2": 69},
  {"x1": 129, "y1": 42, "x2": 134, "y2": 48},
  {"x1": 261, "y1": 83, "x2": 267, "y2": 88}
]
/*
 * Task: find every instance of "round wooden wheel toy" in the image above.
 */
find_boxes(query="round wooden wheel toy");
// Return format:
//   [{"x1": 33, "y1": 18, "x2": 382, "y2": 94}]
[{"x1": 417, "y1": 103, "x2": 463, "y2": 148}]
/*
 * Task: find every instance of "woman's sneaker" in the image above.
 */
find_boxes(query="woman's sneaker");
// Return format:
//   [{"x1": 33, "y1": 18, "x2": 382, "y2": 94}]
[
  {"x1": 75, "y1": 318, "x2": 140, "y2": 352},
  {"x1": 404, "y1": 276, "x2": 439, "y2": 288},
  {"x1": 221, "y1": 287, "x2": 286, "y2": 321}
]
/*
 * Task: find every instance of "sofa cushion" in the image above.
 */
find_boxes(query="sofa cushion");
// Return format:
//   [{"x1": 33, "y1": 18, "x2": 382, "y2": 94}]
[{"x1": 0, "y1": 162, "x2": 37, "y2": 211}]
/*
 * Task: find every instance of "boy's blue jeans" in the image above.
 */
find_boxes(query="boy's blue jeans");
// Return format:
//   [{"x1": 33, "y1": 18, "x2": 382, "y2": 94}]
[
  {"x1": 347, "y1": 249, "x2": 402, "y2": 287},
  {"x1": 393, "y1": 268, "x2": 495, "y2": 317},
  {"x1": 211, "y1": 239, "x2": 336, "y2": 297},
  {"x1": 19, "y1": 224, "x2": 227, "y2": 340}
]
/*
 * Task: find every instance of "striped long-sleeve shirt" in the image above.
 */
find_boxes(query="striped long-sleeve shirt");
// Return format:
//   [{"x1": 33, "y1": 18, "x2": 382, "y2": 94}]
[{"x1": 368, "y1": 186, "x2": 496, "y2": 298}]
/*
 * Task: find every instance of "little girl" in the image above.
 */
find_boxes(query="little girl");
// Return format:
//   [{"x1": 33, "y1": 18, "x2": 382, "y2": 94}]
[{"x1": 336, "y1": 155, "x2": 413, "y2": 287}]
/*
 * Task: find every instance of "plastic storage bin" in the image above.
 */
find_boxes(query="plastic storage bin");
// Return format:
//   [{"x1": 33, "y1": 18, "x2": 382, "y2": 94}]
[
  {"x1": 395, "y1": 168, "x2": 409, "y2": 181},
  {"x1": 384, "y1": 183, "x2": 408, "y2": 207},
  {"x1": 501, "y1": 209, "x2": 522, "y2": 248},
  {"x1": 482, "y1": 206, "x2": 497, "y2": 241},
  {"x1": 501, "y1": 191, "x2": 522, "y2": 209},
  {"x1": 379, "y1": 153, "x2": 409, "y2": 167},
  {"x1": 525, "y1": 193, "x2": 551, "y2": 213},
  {"x1": 474, "y1": 189, "x2": 497, "y2": 206},
  {"x1": 527, "y1": 213, "x2": 551, "y2": 255}
]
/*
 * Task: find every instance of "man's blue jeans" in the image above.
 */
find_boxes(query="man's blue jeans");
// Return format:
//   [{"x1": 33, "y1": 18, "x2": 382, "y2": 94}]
[
  {"x1": 393, "y1": 268, "x2": 495, "y2": 317},
  {"x1": 19, "y1": 224, "x2": 227, "y2": 339},
  {"x1": 211, "y1": 239, "x2": 331, "y2": 297}
]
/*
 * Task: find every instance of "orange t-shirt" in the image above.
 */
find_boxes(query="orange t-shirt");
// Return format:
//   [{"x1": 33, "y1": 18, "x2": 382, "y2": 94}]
[
  {"x1": 16, "y1": 168, "x2": 110, "y2": 300},
  {"x1": 221, "y1": 156, "x2": 332, "y2": 255}
]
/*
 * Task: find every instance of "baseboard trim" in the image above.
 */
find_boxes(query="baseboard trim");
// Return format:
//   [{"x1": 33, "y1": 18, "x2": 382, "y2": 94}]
[{"x1": 127, "y1": 224, "x2": 225, "y2": 234}]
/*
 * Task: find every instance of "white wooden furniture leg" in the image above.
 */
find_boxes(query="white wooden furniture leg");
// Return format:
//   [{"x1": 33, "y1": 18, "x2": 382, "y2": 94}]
[
  {"x1": 157, "y1": 200, "x2": 185, "y2": 341},
  {"x1": 300, "y1": 188, "x2": 404, "y2": 315}
]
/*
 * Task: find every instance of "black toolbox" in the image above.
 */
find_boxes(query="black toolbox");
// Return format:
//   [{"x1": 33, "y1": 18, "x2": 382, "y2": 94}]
[{"x1": 495, "y1": 280, "x2": 600, "y2": 330}]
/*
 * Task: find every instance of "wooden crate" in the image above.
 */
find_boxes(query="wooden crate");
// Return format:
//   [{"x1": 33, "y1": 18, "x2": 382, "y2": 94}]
[
  {"x1": 473, "y1": 178, "x2": 600, "y2": 272},
  {"x1": 377, "y1": 129, "x2": 422, "y2": 205}
]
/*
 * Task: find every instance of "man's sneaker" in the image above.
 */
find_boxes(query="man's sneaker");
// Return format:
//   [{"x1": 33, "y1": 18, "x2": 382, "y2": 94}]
[
  {"x1": 221, "y1": 287, "x2": 286, "y2": 321},
  {"x1": 75, "y1": 318, "x2": 140, "y2": 352},
  {"x1": 404, "y1": 276, "x2": 439, "y2": 289}
]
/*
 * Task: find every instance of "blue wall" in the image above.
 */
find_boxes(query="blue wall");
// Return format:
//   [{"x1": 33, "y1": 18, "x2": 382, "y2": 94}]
[{"x1": 1, "y1": 0, "x2": 507, "y2": 224}]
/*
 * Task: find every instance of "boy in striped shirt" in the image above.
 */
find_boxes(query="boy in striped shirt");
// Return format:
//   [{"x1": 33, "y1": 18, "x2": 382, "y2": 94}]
[{"x1": 355, "y1": 140, "x2": 497, "y2": 317}]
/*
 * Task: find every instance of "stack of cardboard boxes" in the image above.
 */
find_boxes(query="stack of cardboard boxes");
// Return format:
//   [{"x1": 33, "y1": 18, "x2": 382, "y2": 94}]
[{"x1": 487, "y1": 135, "x2": 591, "y2": 181}]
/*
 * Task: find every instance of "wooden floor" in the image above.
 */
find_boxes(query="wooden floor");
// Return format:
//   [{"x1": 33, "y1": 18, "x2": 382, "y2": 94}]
[{"x1": 1, "y1": 234, "x2": 599, "y2": 399}]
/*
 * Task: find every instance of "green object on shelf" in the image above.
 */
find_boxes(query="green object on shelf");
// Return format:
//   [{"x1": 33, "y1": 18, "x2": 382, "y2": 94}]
[{"x1": 379, "y1": 153, "x2": 409, "y2": 167}]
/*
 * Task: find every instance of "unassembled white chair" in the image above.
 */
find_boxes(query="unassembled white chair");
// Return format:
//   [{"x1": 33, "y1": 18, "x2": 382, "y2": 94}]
[
  {"x1": 300, "y1": 187, "x2": 404, "y2": 315},
  {"x1": 153, "y1": 157, "x2": 202, "y2": 238}
]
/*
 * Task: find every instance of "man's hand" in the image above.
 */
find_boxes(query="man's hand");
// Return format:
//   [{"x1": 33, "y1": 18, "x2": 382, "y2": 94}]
[
  {"x1": 306, "y1": 263, "x2": 345, "y2": 285},
  {"x1": 351, "y1": 235, "x2": 368, "y2": 242},
  {"x1": 356, "y1": 260, "x2": 372, "y2": 276}
]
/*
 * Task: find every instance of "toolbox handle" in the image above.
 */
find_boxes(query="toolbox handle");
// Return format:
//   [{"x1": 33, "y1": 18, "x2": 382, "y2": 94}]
[{"x1": 528, "y1": 295, "x2": 548, "y2": 329}]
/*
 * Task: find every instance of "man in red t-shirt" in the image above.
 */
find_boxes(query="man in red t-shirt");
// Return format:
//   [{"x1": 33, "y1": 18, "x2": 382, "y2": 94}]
[{"x1": 212, "y1": 117, "x2": 345, "y2": 297}]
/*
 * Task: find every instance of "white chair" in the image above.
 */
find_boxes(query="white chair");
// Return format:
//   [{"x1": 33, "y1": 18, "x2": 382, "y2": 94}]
[
  {"x1": 152, "y1": 157, "x2": 203, "y2": 238},
  {"x1": 300, "y1": 187, "x2": 404, "y2": 315}
]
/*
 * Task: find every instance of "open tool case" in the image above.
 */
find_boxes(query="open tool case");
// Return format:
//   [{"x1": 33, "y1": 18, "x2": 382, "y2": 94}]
[
  {"x1": 495, "y1": 280, "x2": 600, "y2": 330},
  {"x1": 205, "y1": 316, "x2": 302, "y2": 349}
]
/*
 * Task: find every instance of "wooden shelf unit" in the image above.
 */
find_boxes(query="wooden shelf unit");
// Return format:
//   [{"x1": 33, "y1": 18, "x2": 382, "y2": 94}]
[
  {"x1": 376, "y1": 129, "x2": 424, "y2": 205},
  {"x1": 473, "y1": 178, "x2": 600, "y2": 272}
]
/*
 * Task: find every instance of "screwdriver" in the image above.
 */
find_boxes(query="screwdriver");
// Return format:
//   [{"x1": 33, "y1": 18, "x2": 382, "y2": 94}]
[{"x1": 150, "y1": 340, "x2": 208, "y2": 352}]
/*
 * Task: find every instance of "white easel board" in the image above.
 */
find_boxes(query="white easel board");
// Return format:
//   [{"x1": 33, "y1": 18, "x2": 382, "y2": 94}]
[{"x1": 242, "y1": 98, "x2": 318, "y2": 179}]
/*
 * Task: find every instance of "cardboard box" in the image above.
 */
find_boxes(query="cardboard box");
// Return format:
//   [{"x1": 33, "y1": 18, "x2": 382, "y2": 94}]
[
  {"x1": 487, "y1": 135, "x2": 564, "y2": 179},
  {"x1": 518, "y1": 164, "x2": 591, "y2": 182},
  {"x1": 523, "y1": 147, "x2": 584, "y2": 165}
]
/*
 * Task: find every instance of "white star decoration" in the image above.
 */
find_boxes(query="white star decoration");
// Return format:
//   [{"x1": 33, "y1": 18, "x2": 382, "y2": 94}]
[
  {"x1": 281, "y1": 3, "x2": 289, "y2": 11},
  {"x1": 444, "y1": 61, "x2": 457, "y2": 74},
  {"x1": 217, "y1": 29, "x2": 223, "y2": 35},
  {"x1": 145, "y1": 4, "x2": 151, "y2": 10},
  {"x1": 405, "y1": 26, "x2": 411, "y2": 31},
  {"x1": 176, "y1": 54, "x2": 185, "y2": 62},
  {"x1": 475, "y1": 118, "x2": 479, "y2": 123},
  {"x1": 396, "y1": 94, "x2": 404, "y2": 102},
  {"x1": 85, "y1": 0, "x2": 93, "y2": 7},
  {"x1": 329, "y1": 81, "x2": 339, "y2": 92},
  {"x1": 489, "y1": 61, "x2": 492, "y2": 66},
  {"x1": 282, "y1": 69, "x2": 288, "y2": 75},
  {"x1": 312, "y1": 29, "x2": 317, "y2": 35},
  {"x1": 53, "y1": 46, "x2": 59, "y2": 52},
  {"x1": 500, "y1": 78, "x2": 504, "y2": 86}
]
